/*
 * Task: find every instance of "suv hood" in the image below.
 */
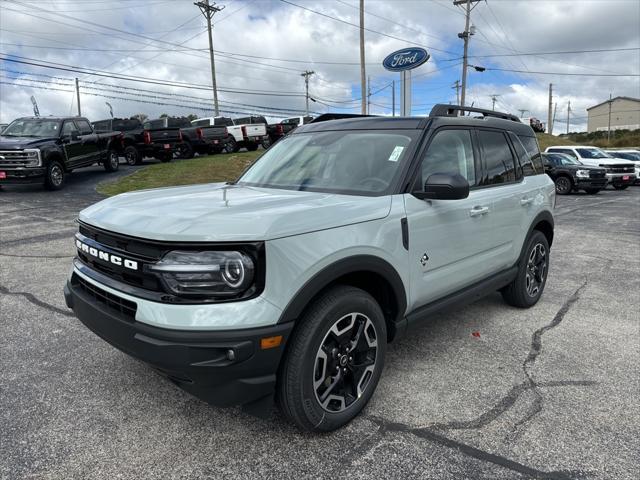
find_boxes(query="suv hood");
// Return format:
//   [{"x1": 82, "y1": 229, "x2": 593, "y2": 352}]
[
  {"x1": 79, "y1": 183, "x2": 392, "y2": 242},
  {"x1": 0, "y1": 136, "x2": 56, "y2": 149},
  {"x1": 581, "y1": 157, "x2": 634, "y2": 166}
]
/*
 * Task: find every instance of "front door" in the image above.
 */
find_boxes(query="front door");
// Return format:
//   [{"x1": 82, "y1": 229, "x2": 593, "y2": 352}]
[{"x1": 404, "y1": 128, "x2": 498, "y2": 310}]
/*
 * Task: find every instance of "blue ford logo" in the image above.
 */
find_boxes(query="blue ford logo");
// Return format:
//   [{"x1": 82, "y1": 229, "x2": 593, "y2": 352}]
[{"x1": 383, "y1": 47, "x2": 430, "y2": 72}]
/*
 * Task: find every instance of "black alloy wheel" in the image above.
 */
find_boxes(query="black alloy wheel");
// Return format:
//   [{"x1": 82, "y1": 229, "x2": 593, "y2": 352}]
[{"x1": 555, "y1": 176, "x2": 572, "y2": 195}]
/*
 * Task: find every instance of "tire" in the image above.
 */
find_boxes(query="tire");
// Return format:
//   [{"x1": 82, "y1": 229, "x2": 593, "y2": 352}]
[
  {"x1": 124, "y1": 145, "x2": 142, "y2": 166},
  {"x1": 177, "y1": 141, "x2": 195, "y2": 159},
  {"x1": 224, "y1": 138, "x2": 238, "y2": 153},
  {"x1": 44, "y1": 160, "x2": 65, "y2": 190},
  {"x1": 277, "y1": 285, "x2": 386, "y2": 432},
  {"x1": 261, "y1": 137, "x2": 271, "y2": 149},
  {"x1": 554, "y1": 175, "x2": 573, "y2": 195},
  {"x1": 501, "y1": 230, "x2": 550, "y2": 308},
  {"x1": 584, "y1": 188, "x2": 601, "y2": 194},
  {"x1": 613, "y1": 185, "x2": 629, "y2": 190},
  {"x1": 246, "y1": 143, "x2": 259, "y2": 152},
  {"x1": 103, "y1": 150, "x2": 120, "y2": 172},
  {"x1": 160, "y1": 152, "x2": 172, "y2": 163}
]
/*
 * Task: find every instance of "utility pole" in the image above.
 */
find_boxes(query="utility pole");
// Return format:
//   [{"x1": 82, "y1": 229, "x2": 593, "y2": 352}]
[
  {"x1": 75, "y1": 78, "x2": 81, "y2": 116},
  {"x1": 607, "y1": 93, "x2": 613, "y2": 144},
  {"x1": 547, "y1": 83, "x2": 553, "y2": 134},
  {"x1": 518, "y1": 109, "x2": 528, "y2": 118},
  {"x1": 452, "y1": 80, "x2": 460, "y2": 105},
  {"x1": 359, "y1": 0, "x2": 366, "y2": 115},
  {"x1": 552, "y1": 102, "x2": 558, "y2": 134},
  {"x1": 195, "y1": 0, "x2": 224, "y2": 116},
  {"x1": 566, "y1": 100, "x2": 571, "y2": 134},
  {"x1": 392, "y1": 80, "x2": 395, "y2": 116},
  {"x1": 301, "y1": 70, "x2": 315, "y2": 116},
  {"x1": 367, "y1": 76, "x2": 371, "y2": 114},
  {"x1": 454, "y1": 0, "x2": 481, "y2": 109},
  {"x1": 489, "y1": 94, "x2": 500, "y2": 111}
]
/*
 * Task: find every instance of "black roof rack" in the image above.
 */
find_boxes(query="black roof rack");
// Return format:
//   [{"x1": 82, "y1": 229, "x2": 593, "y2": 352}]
[
  {"x1": 429, "y1": 104, "x2": 521, "y2": 123},
  {"x1": 309, "y1": 113, "x2": 377, "y2": 123}
]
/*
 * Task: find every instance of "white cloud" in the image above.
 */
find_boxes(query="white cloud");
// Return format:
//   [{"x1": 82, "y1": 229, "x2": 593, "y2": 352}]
[{"x1": 0, "y1": 0, "x2": 638, "y2": 130}]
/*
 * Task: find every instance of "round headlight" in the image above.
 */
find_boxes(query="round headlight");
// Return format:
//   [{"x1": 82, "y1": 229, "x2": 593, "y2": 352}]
[{"x1": 222, "y1": 257, "x2": 245, "y2": 288}]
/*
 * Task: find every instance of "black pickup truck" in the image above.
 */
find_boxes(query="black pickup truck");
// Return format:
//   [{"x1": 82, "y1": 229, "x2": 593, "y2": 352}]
[
  {"x1": 0, "y1": 116, "x2": 122, "y2": 190},
  {"x1": 149, "y1": 117, "x2": 229, "y2": 159}
]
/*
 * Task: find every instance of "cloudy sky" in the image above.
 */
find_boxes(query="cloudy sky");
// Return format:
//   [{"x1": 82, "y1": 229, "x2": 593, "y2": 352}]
[{"x1": 0, "y1": 0, "x2": 639, "y2": 131}]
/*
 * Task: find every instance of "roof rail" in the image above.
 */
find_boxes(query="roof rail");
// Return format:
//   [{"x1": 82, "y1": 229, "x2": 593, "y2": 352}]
[{"x1": 429, "y1": 104, "x2": 521, "y2": 123}]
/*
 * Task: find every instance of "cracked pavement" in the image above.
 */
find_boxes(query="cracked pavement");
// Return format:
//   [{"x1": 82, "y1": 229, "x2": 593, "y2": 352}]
[{"x1": 1, "y1": 171, "x2": 639, "y2": 480}]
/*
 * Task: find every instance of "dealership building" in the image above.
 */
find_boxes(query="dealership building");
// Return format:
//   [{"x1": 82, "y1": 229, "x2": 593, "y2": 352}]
[{"x1": 586, "y1": 96, "x2": 640, "y2": 132}]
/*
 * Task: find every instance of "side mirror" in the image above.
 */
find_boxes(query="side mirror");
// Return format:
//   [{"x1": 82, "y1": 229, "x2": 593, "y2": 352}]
[
  {"x1": 70, "y1": 130, "x2": 80, "y2": 141},
  {"x1": 413, "y1": 173, "x2": 470, "y2": 200}
]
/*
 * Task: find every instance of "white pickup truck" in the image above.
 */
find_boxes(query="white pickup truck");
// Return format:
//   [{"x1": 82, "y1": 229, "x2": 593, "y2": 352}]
[{"x1": 191, "y1": 116, "x2": 266, "y2": 152}]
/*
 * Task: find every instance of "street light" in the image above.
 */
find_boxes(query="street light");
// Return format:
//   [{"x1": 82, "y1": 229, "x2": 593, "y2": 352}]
[{"x1": 468, "y1": 64, "x2": 486, "y2": 72}]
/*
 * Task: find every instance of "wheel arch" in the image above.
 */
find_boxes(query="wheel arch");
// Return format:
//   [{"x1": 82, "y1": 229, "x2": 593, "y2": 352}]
[
  {"x1": 277, "y1": 255, "x2": 407, "y2": 342},
  {"x1": 519, "y1": 211, "x2": 554, "y2": 263}
]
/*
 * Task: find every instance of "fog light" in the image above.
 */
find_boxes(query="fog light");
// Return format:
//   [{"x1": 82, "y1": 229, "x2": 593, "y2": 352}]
[{"x1": 226, "y1": 349, "x2": 235, "y2": 361}]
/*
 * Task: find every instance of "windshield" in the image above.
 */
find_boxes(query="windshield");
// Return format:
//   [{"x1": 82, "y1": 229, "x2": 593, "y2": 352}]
[
  {"x1": 238, "y1": 130, "x2": 418, "y2": 195},
  {"x1": 611, "y1": 151, "x2": 640, "y2": 161},
  {"x1": 547, "y1": 153, "x2": 582, "y2": 166},
  {"x1": 576, "y1": 148, "x2": 610, "y2": 159},
  {"x1": 2, "y1": 119, "x2": 61, "y2": 137}
]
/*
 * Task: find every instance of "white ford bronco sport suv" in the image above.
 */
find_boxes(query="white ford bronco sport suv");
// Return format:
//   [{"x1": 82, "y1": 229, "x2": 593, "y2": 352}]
[{"x1": 64, "y1": 105, "x2": 555, "y2": 432}]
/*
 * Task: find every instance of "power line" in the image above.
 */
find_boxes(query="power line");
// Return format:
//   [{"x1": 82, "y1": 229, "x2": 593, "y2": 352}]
[
  {"x1": 278, "y1": 0, "x2": 458, "y2": 56},
  {"x1": 486, "y1": 67, "x2": 639, "y2": 77}
]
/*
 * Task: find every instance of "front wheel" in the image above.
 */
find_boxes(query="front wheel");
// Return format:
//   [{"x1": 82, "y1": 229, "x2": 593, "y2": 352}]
[
  {"x1": 44, "y1": 160, "x2": 65, "y2": 190},
  {"x1": 554, "y1": 176, "x2": 573, "y2": 195},
  {"x1": 160, "y1": 152, "x2": 172, "y2": 163},
  {"x1": 584, "y1": 188, "x2": 601, "y2": 194},
  {"x1": 613, "y1": 184, "x2": 629, "y2": 190},
  {"x1": 224, "y1": 138, "x2": 238, "y2": 153},
  {"x1": 501, "y1": 230, "x2": 549, "y2": 308},
  {"x1": 103, "y1": 150, "x2": 120, "y2": 172},
  {"x1": 277, "y1": 285, "x2": 386, "y2": 432},
  {"x1": 177, "y1": 142, "x2": 195, "y2": 159}
]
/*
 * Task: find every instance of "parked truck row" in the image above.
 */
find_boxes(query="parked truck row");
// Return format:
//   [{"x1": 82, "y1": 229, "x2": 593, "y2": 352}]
[{"x1": 0, "y1": 113, "x2": 313, "y2": 189}]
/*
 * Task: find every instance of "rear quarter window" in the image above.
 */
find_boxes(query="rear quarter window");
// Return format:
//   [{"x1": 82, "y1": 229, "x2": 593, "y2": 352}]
[{"x1": 517, "y1": 135, "x2": 544, "y2": 175}]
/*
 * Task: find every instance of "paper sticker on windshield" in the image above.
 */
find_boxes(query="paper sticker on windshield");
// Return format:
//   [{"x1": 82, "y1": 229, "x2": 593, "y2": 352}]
[{"x1": 388, "y1": 146, "x2": 405, "y2": 162}]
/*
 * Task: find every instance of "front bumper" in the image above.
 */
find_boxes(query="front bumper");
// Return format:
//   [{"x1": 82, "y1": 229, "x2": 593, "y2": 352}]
[
  {"x1": 576, "y1": 178, "x2": 607, "y2": 189},
  {"x1": 606, "y1": 173, "x2": 636, "y2": 186},
  {"x1": 0, "y1": 167, "x2": 46, "y2": 184},
  {"x1": 64, "y1": 274, "x2": 293, "y2": 411}
]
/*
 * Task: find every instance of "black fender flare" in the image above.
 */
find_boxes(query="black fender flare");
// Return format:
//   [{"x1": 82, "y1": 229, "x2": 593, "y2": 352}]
[
  {"x1": 277, "y1": 254, "x2": 407, "y2": 326},
  {"x1": 517, "y1": 210, "x2": 554, "y2": 265}
]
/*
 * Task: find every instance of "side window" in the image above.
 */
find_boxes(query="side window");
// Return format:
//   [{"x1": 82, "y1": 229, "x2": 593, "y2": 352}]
[
  {"x1": 92, "y1": 121, "x2": 108, "y2": 132},
  {"x1": 477, "y1": 130, "x2": 517, "y2": 185},
  {"x1": 419, "y1": 129, "x2": 477, "y2": 187},
  {"x1": 508, "y1": 133, "x2": 526, "y2": 180},
  {"x1": 516, "y1": 135, "x2": 543, "y2": 176},
  {"x1": 76, "y1": 119, "x2": 92, "y2": 135},
  {"x1": 61, "y1": 121, "x2": 76, "y2": 136}
]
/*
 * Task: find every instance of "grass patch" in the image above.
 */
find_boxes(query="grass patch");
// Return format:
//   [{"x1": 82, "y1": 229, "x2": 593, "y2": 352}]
[
  {"x1": 98, "y1": 151, "x2": 261, "y2": 196},
  {"x1": 536, "y1": 132, "x2": 577, "y2": 151}
]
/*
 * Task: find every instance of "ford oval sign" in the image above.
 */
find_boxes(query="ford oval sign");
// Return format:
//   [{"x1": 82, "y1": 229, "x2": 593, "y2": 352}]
[{"x1": 383, "y1": 48, "x2": 430, "y2": 72}]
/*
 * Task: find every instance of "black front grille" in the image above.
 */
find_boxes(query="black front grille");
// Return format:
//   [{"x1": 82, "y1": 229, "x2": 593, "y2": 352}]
[
  {"x1": 603, "y1": 164, "x2": 635, "y2": 174},
  {"x1": 589, "y1": 170, "x2": 606, "y2": 178},
  {"x1": 73, "y1": 273, "x2": 137, "y2": 320}
]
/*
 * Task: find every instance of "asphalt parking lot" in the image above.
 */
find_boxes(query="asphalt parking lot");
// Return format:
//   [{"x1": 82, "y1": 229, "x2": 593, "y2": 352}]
[{"x1": 1, "y1": 174, "x2": 638, "y2": 480}]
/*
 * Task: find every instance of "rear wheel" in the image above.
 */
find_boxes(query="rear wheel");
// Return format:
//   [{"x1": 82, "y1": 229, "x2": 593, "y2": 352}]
[
  {"x1": 613, "y1": 184, "x2": 629, "y2": 190},
  {"x1": 501, "y1": 231, "x2": 549, "y2": 308},
  {"x1": 224, "y1": 138, "x2": 238, "y2": 153},
  {"x1": 124, "y1": 145, "x2": 142, "y2": 166},
  {"x1": 44, "y1": 161, "x2": 65, "y2": 190},
  {"x1": 277, "y1": 285, "x2": 386, "y2": 432},
  {"x1": 177, "y1": 141, "x2": 195, "y2": 159},
  {"x1": 246, "y1": 143, "x2": 259, "y2": 152},
  {"x1": 160, "y1": 152, "x2": 172, "y2": 163},
  {"x1": 103, "y1": 150, "x2": 120, "y2": 172},
  {"x1": 554, "y1": 176, "x2": 573, "y2": 195},
  {"x1": 584, "y1": 188, "x2": 601, "y2": 194}
]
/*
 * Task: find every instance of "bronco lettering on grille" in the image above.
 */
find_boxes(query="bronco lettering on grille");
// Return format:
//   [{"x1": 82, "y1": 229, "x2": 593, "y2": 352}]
[{"x1": 76, "y1": 239, "x2": 139, "y2": 271}]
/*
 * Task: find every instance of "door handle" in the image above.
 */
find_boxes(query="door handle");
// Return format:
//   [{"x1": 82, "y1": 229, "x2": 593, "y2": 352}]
[
  {"x1": 469, "y1": 206, "x2": 489, "y2": 217},
  {"x1": 520, "y1": 197, "x2": 534, "y2": 206}
]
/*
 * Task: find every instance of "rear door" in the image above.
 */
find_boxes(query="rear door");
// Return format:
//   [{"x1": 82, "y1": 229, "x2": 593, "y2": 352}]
[
  {"x1": 74, "y1": 118, "x2": 102, "y2": 165},
  {"x1": 404, "y1": 127, "x2": 500, "y2": 308},
  {"x1": 475, "y1": 129, "x2": 527, "y2": 269}
]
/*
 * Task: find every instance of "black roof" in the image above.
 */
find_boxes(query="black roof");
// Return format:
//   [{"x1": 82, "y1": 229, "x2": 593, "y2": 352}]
[
  {"x1": 295, "y1": 110, "x2": 535, "y2": 136},
  {"x1": 15, "y1": 116, "x2": 85, "y2": 122}
]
